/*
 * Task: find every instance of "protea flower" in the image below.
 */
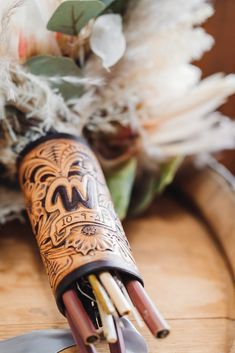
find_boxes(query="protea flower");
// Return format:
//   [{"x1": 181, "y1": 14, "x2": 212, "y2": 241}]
[
  {"x1": 0, "y1": 0, "x2": 61, "y2": 61},
  {"x1": 0, "y1": 0, "x2": 126, "y2": 67}
]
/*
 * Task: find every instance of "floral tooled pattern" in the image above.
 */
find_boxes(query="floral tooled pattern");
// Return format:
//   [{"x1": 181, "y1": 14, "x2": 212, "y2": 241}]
[
  {"x1": 19, "y1": 137, "x2": 138, "y2": 293},
  {"x1": 66, "y1": 226, "x2": 115, "y2": 256},
  {"x1": 23, "y1": 181, "x2": 47, "y2": 229}
]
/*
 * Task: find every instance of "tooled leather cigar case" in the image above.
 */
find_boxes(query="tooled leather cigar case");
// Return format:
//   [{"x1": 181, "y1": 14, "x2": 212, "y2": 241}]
[{"x1": 18, "y1": 133, "x2": 142, "y2": 312}]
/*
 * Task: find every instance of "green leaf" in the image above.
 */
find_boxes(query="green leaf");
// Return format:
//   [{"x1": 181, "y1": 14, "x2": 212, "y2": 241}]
[
  {"x1": 156, "y1": 156, "x2": 183, "y2": 194},
  {"x1": 102, "y1": 0, "x2": 130, "y2": 14},
  {"x1": 109, "y1": 0, "x2": 129, "y2": 13},
  {"x1": 26, "y1": 56, "x2": 83, "y2": 100},
  {"x1": 128, "y1": 172, "x2": 159, "y2": 217},
  {"x1": 129, "y1": 156, "x2": 183, "y2": 217},
  {"x1": 47, "y1": 0, "x2": 106, "y2": 35},
  {"x1": 106, "y1": 158, "x2": 137, "y2": 220},
  {"x1": 101, "y1": 0, "x2": 115, "y2": 6}
]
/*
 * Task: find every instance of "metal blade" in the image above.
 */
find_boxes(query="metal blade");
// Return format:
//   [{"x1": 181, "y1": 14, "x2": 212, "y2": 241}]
[
  {"x1": 120, "y1": 317, "x2": 149, "y2": 353},
  {"x1": 0, "y1": 319, "x2": 148, "y2": 353},
  {"x1": 0, "y1": 329, "x2": 74, "y2": 353}
]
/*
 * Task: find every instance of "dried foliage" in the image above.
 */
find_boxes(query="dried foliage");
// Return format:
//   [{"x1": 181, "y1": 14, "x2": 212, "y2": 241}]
[{"x1": 0, "y1": 0, "x2": 235, "y2": 220}]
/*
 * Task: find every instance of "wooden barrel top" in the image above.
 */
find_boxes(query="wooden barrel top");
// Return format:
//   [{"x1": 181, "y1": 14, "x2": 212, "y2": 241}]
[{"x1": 0, "y1": 165, "x2": 234, "y2": 353}]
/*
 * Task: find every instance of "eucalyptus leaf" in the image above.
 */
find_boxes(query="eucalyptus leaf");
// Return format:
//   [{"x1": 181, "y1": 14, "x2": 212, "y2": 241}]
[
  {"x1": 106, "y1": 158, "x2": 137, "y2": 220},
  {"x1": 47, "y1": 0, "x2": 106, "y2": 35},
  {"x1": 26, "y1": 56, "x2": 83, "y2": 100}
]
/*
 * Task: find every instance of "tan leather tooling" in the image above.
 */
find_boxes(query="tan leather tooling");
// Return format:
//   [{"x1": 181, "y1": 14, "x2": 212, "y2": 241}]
[{"x1": 19, "y1": 136, "x2": 140, "y2": 295}]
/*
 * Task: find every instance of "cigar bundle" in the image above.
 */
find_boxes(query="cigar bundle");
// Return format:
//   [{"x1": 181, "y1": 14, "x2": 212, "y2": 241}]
[{"x1": 18, "y1": 133, "x2": 169, "y2": 352}]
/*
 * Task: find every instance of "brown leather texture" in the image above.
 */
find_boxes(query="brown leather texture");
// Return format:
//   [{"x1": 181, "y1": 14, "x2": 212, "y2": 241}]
[{"x1": 19, "y1": 136, "x2": 139, "y2": 294}]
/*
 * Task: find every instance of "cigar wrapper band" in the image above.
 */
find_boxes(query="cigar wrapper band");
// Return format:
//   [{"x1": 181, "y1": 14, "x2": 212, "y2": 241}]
[{"x1": 18, "y1": 133, "x2": 143, "y2": 314}]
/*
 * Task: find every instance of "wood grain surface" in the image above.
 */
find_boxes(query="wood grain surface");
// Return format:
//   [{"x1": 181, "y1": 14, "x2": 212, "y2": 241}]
[{"x1": 0, "y1": 195, "x2": 234, "y2": 353}]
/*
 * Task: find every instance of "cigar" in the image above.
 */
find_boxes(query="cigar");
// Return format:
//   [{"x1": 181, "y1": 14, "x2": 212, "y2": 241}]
[
  {"x1": 109, "y1": 318, "x2": 126, "y2": 353},
  {"x1": 126, "y1": 280, "x2": 170, "y2": 339},
  {"x1": 88, "y1": 274, "x2": 116, "y2": 315},
  {"x1": 114, "y1": 276, "x2": 143, "y2": 328},
  {"x1": 63, "y1": 290, "x2": 99, "y2": 344},
  {"x1": 66, "y1": 311, "x2": 97, "y2": 353},
  {"x1": 96, "y1": 299, "x2": 117, "y2": 344},
  {"x1": 99, "y1": 272, "x2": 132, "y2": 316}
]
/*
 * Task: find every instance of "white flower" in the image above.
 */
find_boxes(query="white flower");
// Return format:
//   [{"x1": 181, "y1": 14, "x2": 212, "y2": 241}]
[{"x1": 90, "y1": 14, "x2": 126, "y2": 69}]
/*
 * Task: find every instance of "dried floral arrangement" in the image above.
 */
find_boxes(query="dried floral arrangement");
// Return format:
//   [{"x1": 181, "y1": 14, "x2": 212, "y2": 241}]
[
  {"x1": 0, "y1": 0, "x2": 235, "y2": 224},
  {"x1": 0, "y1": 1, "x2": 235, "y2": 353}
]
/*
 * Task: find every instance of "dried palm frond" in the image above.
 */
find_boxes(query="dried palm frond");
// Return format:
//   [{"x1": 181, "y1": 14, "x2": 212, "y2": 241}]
[{"x1": 84, "y1": 0, "x2": 235, "y2": 170}]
